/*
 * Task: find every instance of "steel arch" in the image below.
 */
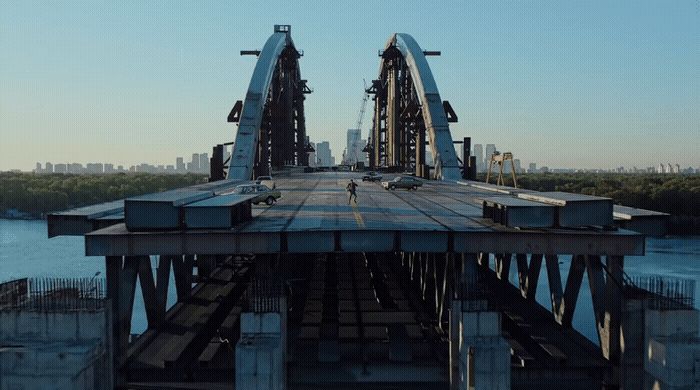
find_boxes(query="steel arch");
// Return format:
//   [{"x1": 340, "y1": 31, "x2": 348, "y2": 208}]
[
  {"x1": 370, "y1": 33, "x2": 460, "y2": 181},
  {"x1": 228, "y1": 26, "x2": 309, "y2": 180}
]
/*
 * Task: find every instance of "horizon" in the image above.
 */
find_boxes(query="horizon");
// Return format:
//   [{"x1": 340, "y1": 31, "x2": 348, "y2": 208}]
[{"x1": 1, "y1": 1, "x2": 698, "y2": 171}]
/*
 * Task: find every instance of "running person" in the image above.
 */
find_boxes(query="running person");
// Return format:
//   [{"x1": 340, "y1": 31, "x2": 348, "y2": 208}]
[{"x1": 347, "y1": 179, "x2": 358, "y2": 204}]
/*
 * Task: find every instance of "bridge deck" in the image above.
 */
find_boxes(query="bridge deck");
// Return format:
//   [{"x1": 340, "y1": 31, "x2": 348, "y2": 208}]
[{"x1": 85, "y1": 172, "x2": 644, "y2": 256}]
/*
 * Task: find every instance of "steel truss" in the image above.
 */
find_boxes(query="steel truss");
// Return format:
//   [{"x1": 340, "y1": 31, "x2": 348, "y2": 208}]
[
  {"x1": 369, "y1": 34, "x2": 461, "y2": 180},
  {"x1": 389, "y1": 251, "x2": 624, "y2": 386},
  {"x1": 228, "y1": 25, "x2": 311, "y2": 180}
]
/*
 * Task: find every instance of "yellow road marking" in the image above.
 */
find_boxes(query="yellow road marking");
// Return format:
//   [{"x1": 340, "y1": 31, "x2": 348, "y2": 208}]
[{"x1": 351, "y1": 201, "x2": 366, "y2": 228}]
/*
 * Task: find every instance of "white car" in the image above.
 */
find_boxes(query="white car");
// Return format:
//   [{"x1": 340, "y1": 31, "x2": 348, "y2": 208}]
[{"x1": 255, "y1": 175, "x2": 276, "y2": 189}]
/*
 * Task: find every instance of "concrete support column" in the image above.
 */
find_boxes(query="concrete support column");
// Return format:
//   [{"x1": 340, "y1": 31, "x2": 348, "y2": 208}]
[
  {"x1": 449, "y1": 301, "x2": 510, "y2": 390},
  {"x1": 644, "y1": 306, "x2": 700, "y2": 389},
  {"x1": 619, "y1": 297, "x2": 645, "y2": 390},
  {"x1": 235, "y1": 302, "x2": 287, "y2": 390}
]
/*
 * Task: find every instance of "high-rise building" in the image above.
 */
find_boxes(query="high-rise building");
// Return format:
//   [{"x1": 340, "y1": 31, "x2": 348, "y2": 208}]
[
  {"x1": 35, "y1": 163, "x2": 42, "y2": 173},
  {"x1": 190, "y1": 154, "x2": 200, "y2": 173},
  {"x1": 316, "y1": 141, "x2": 333, "y2": 167},
  {"x1": 513, "y1": 159, "x2": 521, "y2": 174},
  {"x1": 54, "y1": 164, "x2": 67, "y2": 173},
  {"x1": 86, "y1": 163, "x2": 103, "y2": 174},
  {"x1": 485, "y1": 144, "x2": 496, "y2": 168},
  {"x1": 45, "y1": 162, "x2": 53, "y2": 174},
  {"x1": 346, "y1": 129, "x2": 362, "y2": 165},
  {"x1": 104, "y1": 164, "x2": 114, "y2": 173},
  {"x1": 528, "y1": 163, "x2": 537, "y2": 173},
  {"x1": 308, "y1": 141, "x2": 317, "y2": 167},
  {"x1": 473, "y1": 144, "x2": 483, "y2": 172},
  {"x1": 68, "y1": 163, "x2": 83, "y2": 174},
  {"x1": 176, "y1": 157, "x2": 185, "y2": 172},
  {"x1": 200, "y1": 153, "x2": 209, "y2": 174}
]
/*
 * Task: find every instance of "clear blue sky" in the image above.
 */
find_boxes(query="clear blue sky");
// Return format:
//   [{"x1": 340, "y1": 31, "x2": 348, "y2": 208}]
[{"x1": 1, "y1": 0, "x2": 698, "y2": 171}]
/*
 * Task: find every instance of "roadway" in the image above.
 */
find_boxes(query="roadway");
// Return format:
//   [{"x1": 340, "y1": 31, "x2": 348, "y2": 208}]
[{"x1": 84, "y1": 171, "x2": 645, "y2": 257}]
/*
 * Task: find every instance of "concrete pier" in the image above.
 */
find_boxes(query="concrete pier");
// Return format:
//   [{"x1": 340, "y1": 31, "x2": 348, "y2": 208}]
[
  {"x1": 450, "y1": 301, "x2": 510, "y2": 390},
  {"x1": 235, "y1": 296, "x2": 287, "y2": 390}
]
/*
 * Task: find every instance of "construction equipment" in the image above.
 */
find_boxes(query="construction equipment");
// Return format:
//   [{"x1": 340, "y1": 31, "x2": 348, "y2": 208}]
[
  {"x1": 357, "y1": 80, "x2": 372, "y2": 166},
  {"x1": 486, "y1": 151, "x2": 518, "y2": 187}
]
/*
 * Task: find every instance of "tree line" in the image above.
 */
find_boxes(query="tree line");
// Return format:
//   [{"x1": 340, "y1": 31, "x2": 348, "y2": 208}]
[
  {"x1": 0, "y1": 172, "x2": 208, "y2": 217},
  {"x1": 501, "y1": 173, "x2": 700, "y2": 218}
]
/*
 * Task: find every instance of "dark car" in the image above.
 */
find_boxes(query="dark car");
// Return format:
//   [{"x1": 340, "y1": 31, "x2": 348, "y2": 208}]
[
  {"x1": 382, "y1": 176, "x2": 423, "y2": 190},
  {"x1": 362, "y1": 171, "x2": 383, "y2": 182}
]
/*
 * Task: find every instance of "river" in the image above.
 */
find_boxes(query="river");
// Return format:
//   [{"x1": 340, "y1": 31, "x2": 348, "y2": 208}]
[{"x1": 1, "y1": 218, "x2": 698, "y2": 342}]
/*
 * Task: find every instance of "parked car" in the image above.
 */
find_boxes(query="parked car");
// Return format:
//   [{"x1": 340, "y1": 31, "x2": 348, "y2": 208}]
[
  {"x1": 362, "y1": 171, "x2": 383, "y2": 182},
  {"x1": 382, "y1": 176, "x2": 423, "y2": 190},
  {"x1": 232, "y1": 184, "x2": 281, "y2": 205},
  {"x1": 255, "y1": 175, "x2": 275, "y2": 189}
]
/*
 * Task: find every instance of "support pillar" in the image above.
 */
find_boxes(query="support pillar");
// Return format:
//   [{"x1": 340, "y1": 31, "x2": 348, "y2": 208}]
[
  {"x1": 449, "y1": 300, "x2": 510, "y2": 390},
  {"x1": 235, "y1": 299, "x2": 287, "y2": 390}
]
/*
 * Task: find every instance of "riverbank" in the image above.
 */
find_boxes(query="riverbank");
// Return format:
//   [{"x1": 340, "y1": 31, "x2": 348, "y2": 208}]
[{"x1": 0, "y1": 171, "x2": 208, "y2": 217}]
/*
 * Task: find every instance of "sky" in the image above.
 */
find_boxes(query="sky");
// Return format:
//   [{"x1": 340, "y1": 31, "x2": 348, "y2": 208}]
[{"x1": 1, "y1": 0, "x2": 698, "y2": 171}]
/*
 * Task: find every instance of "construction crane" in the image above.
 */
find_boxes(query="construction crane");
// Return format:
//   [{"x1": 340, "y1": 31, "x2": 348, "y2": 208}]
[
  {"x1": 356, "y1": 79, "x2": 370, "y2": 134},
  {"x1": 356, "y1": 79, "x2": 372, "y2": 167}
]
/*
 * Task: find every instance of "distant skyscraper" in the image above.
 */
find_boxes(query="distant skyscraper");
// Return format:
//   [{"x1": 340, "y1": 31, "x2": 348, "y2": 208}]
[
  {"x1": 346, "y1": 129, "x2": 362, "y2": 164},
  {"x1": 200, "y1": 153, "x2": 209, "y2": 174},
  {"x1": 473, "y1": 144, "x2": 483, "y2": 172},
  {"x1": 35, "y1": 162, "x2": 41, "y2": 173},
  {"x1": 308, "y1": 141, "x2": 317, "y2": 167},
  {"x1": 316, "y1": 141, "x2": 333, "y2": 167},
  {"x1": 45, "y1": 162, "x2": 53, "y2": 173},
  {"x1": 86, "y1": 163, "x2": 103, "y2": 174},
  {"x1": 54, "y1": 164, "x2": 67, "y2": 173},
  {"x1": 528, "y1": 163, "x2": 537, "y2": 173},
  {"x1": 68, "y1": 163, "x2": 83, "y2": 174},
  {"x1": 513, "y1": 159, "x2": 521, "y2": 174},
  {"x1": 190, "y1": 154, "x2": 200, "y2": 173},
  {"x1": 485, "y1": 144, "x2": 496, "y2": 168},
  {"x1": 104, "y1": 164, "x2": 114, "y2": 173},
  {"x1": 176, "y1": 157, "x2": 185, "y2": 172}
]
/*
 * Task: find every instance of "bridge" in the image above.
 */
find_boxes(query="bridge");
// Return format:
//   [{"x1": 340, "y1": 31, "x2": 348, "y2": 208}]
[{"x1": 46, "y1": 26, "x2": 679, "y2": 390}]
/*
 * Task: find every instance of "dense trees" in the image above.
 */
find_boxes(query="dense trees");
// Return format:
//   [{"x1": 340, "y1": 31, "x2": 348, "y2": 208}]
[
  {"x1": 0, "y1": 172, "x2": 208, "y2": 217},
  {"x1": 506, "y1": 173, "x2": 700, "y2": 218}
]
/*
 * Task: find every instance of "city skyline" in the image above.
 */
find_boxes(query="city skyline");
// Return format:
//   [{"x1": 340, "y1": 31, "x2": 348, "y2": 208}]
[
  {"x1": 25, "y1": 142, "x2": 698, "y2": 175},
  {"x1": 1, "y1": 1, "x2": 698, "y2": 171}
]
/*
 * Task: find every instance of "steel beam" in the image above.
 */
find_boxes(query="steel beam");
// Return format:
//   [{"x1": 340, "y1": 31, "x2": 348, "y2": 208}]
[
  {"x1": 604, "y1": 255, "x2": 623, "y2": 364},
  {"x1": 516, "y1": 253, "x2": 542, "y2": 301},
  {"x1": 560, "y1": 255, "x2": 585, "y2": 328},
  {"x1": 118, "y1": 257, "x2": 139, "y2": 363},
  {"x1": 495, "y1": 253, "x2": 512, "y2": 281},
  {"x1": 544, "y1": 254, "x2": 564, "y2": 322},
  {"x1": 585, "y1": 255, "x2": 607, "y2": 349}
]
